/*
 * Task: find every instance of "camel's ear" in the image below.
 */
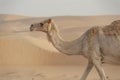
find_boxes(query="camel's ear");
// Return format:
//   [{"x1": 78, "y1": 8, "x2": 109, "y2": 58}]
[{"x1": 47, "y1": 19, "x2": 53, "y2": 23}]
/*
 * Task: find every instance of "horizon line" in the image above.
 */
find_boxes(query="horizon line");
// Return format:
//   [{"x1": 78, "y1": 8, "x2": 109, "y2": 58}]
[{"x1": 0, "y1": 13, "x2": 120, "y2": 18}]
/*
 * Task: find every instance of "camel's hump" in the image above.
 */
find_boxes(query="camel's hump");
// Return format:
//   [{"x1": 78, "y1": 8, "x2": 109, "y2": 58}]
[
  {"x1": 103, "y1": 20, "x2": 120, "y2": 35},
  {"x1": 111, "y1": 20, "x2": 120, "y2": 26}
]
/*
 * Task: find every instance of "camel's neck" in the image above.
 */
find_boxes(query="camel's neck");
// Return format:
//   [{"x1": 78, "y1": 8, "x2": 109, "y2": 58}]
[{"x1": 47, "y1": 23, "x2": 83, "y2": 55}]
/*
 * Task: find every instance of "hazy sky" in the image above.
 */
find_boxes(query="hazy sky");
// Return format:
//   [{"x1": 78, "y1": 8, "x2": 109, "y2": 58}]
[{"x1": 0, "y1": 0, "x2": 120, "y2": 17}]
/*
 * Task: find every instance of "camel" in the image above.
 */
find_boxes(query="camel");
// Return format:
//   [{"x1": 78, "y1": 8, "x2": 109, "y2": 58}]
[{"x1": 30, "y1": 19, "x2": 120, "y2": 80}]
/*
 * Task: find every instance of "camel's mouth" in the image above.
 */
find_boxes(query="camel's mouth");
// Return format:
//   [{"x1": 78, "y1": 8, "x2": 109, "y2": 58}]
[
  {"x1": 29, "y1": 28, "x2": 39, "y2": 31},
  {"x1": 30, "y1": 25, "x2": 38, "y2": 31},
  {"x1": 30, "y1": 27, "x2": 34, "y2": 31}
]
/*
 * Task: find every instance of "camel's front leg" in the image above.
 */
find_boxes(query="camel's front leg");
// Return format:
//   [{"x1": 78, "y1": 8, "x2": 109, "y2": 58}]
[
  {"x1": 92, "y1": 53, "x2": 106, "y2": 80},
  {"x1": 80, "y1": 61, "x2": 93, "y2": 80}
]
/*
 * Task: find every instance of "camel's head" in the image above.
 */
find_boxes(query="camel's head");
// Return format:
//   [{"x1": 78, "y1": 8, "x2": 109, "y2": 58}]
[{"x1": 30, "y1": 19, "x2": 53, "y2": 33}]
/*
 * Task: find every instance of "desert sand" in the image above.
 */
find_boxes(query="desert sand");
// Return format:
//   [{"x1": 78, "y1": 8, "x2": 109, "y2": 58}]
[{"x1": 0, "y1": 14, "x2": 120, "y2": 80}]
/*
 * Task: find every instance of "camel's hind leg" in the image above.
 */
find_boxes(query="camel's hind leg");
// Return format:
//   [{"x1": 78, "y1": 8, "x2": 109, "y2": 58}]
[{"x1": 80, "y1": 61, "x2": 93, "y2": 80}]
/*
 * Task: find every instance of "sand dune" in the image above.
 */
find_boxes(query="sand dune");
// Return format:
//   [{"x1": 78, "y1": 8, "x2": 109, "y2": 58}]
[
  {"x1": 0, "y1": 14, "x2": 28, "y2": 21},
  {"x1": 0, "y1": 14, "x2": 120, "y2": 66},
  {"x1": 0, "y1": 32, "x2": 86, "y2": 66},
  {"x1": 0, "y1": 14, "x2": 120, "y2": 80}
]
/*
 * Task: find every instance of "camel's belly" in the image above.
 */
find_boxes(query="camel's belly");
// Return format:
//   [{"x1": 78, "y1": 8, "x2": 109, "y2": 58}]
[
  {"x1": 103, "y1": 55, "x2": 120, "y2": 64},
  {"x1": 99, "y1": 34, "x2": 120, "y2": 64},
  {"x1": 102, "y1": 46, "x2": 120, "y2": 64}
]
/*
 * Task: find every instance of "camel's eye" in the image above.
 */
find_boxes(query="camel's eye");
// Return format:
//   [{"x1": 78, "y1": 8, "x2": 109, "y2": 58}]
[
  {"x1": 40, "y1": 23, "x2": 43, "y2": 26},
  {"x1": 31, "y1": 24, "x2": 33, "y2": 27}
]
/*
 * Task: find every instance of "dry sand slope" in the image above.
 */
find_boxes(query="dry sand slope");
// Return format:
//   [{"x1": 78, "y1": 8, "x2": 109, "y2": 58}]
[
  {"x1": 0, "y1": 14, "x2": 120, "y2": 80},
  {"x1": 0, "y1": 32, "x2": 85, "y2": 66}
]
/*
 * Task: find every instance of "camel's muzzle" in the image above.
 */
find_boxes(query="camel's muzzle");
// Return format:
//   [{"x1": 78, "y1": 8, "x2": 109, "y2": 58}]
[{"x1": 30, "y1": 24, "x2": 34, "y2": 31}]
